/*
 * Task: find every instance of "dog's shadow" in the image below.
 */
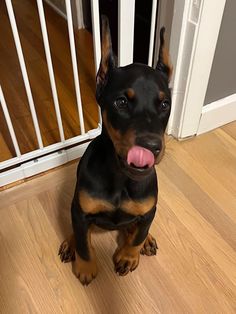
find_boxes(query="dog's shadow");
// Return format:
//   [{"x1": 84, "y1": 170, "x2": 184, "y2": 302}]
[{"x1": 56, "y1": 160, "x2": 122, "y2": 312}]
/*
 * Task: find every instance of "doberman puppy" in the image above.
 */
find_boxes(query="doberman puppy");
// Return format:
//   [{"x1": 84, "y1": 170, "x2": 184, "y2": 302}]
[{"x1": 59, "y1": 16, "x2": 172, "y2": 285}]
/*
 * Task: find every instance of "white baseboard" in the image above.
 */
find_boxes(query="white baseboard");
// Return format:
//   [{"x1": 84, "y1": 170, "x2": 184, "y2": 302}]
[{"x1": 197, "y1": 93, "x2": 236, "y2": 135}]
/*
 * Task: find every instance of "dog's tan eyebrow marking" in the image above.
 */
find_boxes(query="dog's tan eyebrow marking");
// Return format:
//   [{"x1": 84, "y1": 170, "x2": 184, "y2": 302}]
[
  {"x1": 159, "y1": 91, "x2": 165, "y2": 100},
  {"x1": 126, "y1": 88, "x2": 135, "y2": 100}
]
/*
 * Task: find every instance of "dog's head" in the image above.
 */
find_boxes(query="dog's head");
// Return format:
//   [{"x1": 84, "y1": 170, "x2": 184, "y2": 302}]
[{"x1": 96, "y1": 16, "x2": 172, "y2": 179}]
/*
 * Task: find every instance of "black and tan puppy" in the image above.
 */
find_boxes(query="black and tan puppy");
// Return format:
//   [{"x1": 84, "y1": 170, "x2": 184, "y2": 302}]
[{"x1": 59, "y1": 17, "x2": 172, "y2": 285}]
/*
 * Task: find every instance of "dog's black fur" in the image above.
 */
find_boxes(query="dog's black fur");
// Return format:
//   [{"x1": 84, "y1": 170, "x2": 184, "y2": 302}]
[{"x1": 59, "y1": 17, "x2": 172, "y2": 285}]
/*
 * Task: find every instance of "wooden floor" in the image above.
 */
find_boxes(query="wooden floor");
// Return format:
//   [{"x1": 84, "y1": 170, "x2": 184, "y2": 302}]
[
  {"x1": 0, "y1": 0, "x2": 98, "y2": 161},
  {"x1": 0, "y1": 122, "x2": 236, "y2": 313}
]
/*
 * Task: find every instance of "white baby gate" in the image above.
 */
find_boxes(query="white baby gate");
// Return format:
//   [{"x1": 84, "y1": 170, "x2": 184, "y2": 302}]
[{"x1": 0, "y1": 0, "x2": 158, "y2": 187}]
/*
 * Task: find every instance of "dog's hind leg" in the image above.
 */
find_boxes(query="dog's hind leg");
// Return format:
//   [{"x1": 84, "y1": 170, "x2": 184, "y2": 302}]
[
  {"x1": 58, "y1": 234, "x2": 76, "y2": 263},
  {"x1": 140, "y1": 233, "x2": 158, "y2": 256}
]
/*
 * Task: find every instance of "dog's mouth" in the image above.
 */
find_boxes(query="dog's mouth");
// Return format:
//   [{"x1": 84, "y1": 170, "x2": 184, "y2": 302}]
[
  {"x1": 127, "y1": 146, "x2": 155, "y2": 169},
  {"x1": 119, "y1": 146, "x2": 155, "y2": 179}
]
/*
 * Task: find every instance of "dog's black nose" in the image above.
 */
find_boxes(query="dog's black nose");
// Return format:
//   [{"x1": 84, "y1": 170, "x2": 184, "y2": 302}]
[
  {"x1": 136, "y1": 137, "x2": 162, "y2": 155},
  {"x1": 146, "y1": 141, "x2": 161, "y2": 155}
]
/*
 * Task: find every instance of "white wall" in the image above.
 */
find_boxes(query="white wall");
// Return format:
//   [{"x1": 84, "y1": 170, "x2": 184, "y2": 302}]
[{"x1": 204, "y1": 0, "x2": 236, "y2": 104}]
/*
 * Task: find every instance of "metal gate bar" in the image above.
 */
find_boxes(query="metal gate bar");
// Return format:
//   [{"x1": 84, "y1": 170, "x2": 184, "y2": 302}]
[
  {"x1": 5, "y1": 0, "x2": 43, "y2": 149},
  {"x1": 90, "y1": 0, "x2": 102, "y2": 123},
  {"x1": 118, "y1": 0, "x2": 135, "y2": 66},
  {"x1": 36, "y1": 0, "x2": 65, "y2": 142},
  {"x1": 90, "y1": 0, "x2": 101, "y2": 73},
  {"x1": 148, "y1": 0, "x2": 158, "y2": 66},
  {"x1": 65, "y1": 0, "x2": 85, "y2": 135},
  {"x1": 0, "y1": 86, "x2": 21, "y2": 158}
]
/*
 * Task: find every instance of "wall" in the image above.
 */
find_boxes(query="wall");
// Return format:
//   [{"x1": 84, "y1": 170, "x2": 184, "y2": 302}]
[{"x1": 204, "y1": 0, "x2": 236, "y2": 105}]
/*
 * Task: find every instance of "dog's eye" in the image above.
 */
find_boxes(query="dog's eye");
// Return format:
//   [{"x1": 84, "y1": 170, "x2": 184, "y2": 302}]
[
  {"x1": 114, "y1": 97, "x2": 128, "y2": 110},
  {"x1": 160, "y1": 100, "x2": 170, "y2": 111}
]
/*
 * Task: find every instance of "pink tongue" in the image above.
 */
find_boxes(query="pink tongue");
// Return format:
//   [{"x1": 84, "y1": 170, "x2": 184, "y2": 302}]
[{"x1": 127, "y1": 146, "x2": 155, "y2": 168}]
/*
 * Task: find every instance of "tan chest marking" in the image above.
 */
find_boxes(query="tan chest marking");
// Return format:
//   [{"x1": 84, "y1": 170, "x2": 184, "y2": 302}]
[
  {"x1": 79, "y1": 191, "x2": 115, "y2": 214},
  {"x1": 121, "y1": 196, "x2": 156, "y2": 216}
]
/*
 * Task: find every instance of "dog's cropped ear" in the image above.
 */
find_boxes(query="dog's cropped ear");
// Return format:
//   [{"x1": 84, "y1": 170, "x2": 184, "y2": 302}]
[
  {"x1": 156, "y1": 27, "x2": 173, "y2": 82},
  {"x1": 96, "y1": 16, "x2": 115, "y2": 101}
]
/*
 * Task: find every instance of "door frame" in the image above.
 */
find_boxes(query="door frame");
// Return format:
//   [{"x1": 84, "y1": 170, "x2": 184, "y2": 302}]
[{"x1": 166, "y1": 0, "x2": 227, "y2": 139}]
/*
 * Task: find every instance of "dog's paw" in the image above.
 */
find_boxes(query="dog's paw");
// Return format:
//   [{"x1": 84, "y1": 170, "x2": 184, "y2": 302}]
[
  {"x1": 58, "y1": 239, "x2": 75, "y2": 263},
  {"x1": 113, "y1": 247, "x2": 140, "y2": 276},
  {"x1": 140, "y1": 234, "x2": 158, "y2": 256},
  {"x1": 73, "y1": 253, "x2": 98, "y2": 286}
]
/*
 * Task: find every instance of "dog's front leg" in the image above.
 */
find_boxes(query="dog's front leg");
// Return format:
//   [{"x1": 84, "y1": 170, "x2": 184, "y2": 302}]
[
  {"x1": 59, "y1": 202, "x2": 98, "y2": 285},
  {"x1": 71, "y1": 201, "x2": 98, "y2": 285},
  {"x1": 113, "y1": 206, "x2": 156, "y2": 276}
]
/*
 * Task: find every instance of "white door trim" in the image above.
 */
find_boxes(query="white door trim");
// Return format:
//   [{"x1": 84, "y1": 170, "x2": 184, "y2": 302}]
[
  {"x1": 179, "y1": 0, "x2": 226, "y2": 138},
  {"x1": 167, "y1": 0, "x2": 227, "y2": 139},
  {"x1": 167, "y1": 0, "x2": 192, "y2": 137},
  {"x1": 197, "y1": 94, "x2": 236, "y2": 135},
  {"x1": 118, "y1": 0, "x2": 136, "y2": 66}
]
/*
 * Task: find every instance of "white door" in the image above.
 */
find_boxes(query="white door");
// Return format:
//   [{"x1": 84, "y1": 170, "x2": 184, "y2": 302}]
[{"x1": 167, "y1": 0, "x2": 236, "y2": 139}]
